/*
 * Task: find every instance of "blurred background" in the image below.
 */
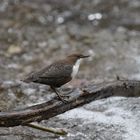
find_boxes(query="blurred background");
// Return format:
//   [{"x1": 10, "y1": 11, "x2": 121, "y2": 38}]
[
  {"x1": 0, "y1": 0, "x2": 140, "y2": 139},
  {"x1": 0, "y1": 0, "x2": 139, "y2": 82}
]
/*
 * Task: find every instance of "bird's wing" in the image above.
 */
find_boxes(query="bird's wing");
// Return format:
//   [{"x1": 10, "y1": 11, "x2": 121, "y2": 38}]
[
  {"x1": 23, "y1": 62, "x2": 73, "y2": 83},
  {"x1": 40, "y1": 63, "x2": 73, "y2": 78}
]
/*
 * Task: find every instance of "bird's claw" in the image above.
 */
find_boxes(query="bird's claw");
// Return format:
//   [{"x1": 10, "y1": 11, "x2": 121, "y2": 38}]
[
  {"x1": 55, "y1": 95, "x2": 69, "y2": 103},
  {"x1": 57, "y1": 97, "x2": 69, "y2": 104},
  {"x1": 61, "y1": 94, "x2": 70, "y2": 98}
]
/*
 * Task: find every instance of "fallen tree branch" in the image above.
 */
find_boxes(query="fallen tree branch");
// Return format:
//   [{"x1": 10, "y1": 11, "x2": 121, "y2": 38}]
[{"x1": 0, "y1": 80, "x2": 140, "y2": 127}]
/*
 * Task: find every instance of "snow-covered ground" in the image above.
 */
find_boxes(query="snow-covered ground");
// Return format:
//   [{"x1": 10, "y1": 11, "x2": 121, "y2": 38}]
[{"x1": 58, "y1": 97, "x2": 140, "y2": 140}]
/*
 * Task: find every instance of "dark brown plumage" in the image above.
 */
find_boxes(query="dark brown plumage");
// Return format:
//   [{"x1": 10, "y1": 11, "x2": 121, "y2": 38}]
[{"x1": 23, "y1": 53, "x2": 89, "y2": 103}]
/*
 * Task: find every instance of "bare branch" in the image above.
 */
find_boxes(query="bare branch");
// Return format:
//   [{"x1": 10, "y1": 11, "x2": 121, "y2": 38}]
[{"x1": 25, "y1": 123, "x2": 67, "y2": 135}]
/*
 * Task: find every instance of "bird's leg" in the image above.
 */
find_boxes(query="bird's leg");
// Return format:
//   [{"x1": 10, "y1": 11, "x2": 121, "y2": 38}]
[{"x1": 51, "y1": 86, "x2": 68, "y2": 103}]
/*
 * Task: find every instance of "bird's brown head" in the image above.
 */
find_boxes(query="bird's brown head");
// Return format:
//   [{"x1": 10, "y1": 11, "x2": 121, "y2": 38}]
[{"x1": 66, "y1": 53, "x2": 89, "y2": 64}]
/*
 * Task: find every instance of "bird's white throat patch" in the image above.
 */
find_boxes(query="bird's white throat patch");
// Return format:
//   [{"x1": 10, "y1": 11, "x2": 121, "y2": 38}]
[{"x1": 71, "y1": 59, "x2": 82, "y2": 79}]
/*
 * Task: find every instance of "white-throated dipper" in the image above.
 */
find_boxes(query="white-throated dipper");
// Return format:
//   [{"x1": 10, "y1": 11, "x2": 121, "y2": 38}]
[{"x1": 23, "y1": 53, "x2": 89, "y2": 103}]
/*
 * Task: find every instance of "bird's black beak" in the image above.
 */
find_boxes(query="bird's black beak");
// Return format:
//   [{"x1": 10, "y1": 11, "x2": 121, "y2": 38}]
[{"x1": 80, "y1": 55, "x2": 90, "y2": 58}]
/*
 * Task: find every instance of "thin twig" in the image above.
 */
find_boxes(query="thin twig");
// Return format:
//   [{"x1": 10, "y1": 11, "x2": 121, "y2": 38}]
[{"x1": 25, "y1": 123, "x2": 68, "y2": 136}]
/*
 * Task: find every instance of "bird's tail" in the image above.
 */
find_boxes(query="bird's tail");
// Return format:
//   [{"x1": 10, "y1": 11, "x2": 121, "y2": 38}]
[{"x1": 21, "y1": 71, "x2": 36, "y2": 83}]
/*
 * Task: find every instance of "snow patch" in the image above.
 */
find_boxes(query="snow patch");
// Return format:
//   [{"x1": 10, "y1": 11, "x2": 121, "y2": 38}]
[
  {"x1": 58, "y1": 98, "x2": 140, "y2": 140},
  {"x1": 59, "y1": 107, "x2": 131, "y2": 125}
]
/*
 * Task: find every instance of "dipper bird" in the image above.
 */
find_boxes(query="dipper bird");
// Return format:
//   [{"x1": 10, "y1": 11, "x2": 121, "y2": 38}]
[{"x1": 23, "y1": 53, "x2": 89, "y2": 103}]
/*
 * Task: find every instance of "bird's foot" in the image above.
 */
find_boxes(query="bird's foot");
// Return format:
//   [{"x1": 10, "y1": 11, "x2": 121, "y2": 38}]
[
  {"x1": 51, "y1": 87, "x2": 70, "y2": 104},
  {"x1": 56, "y1": 96, "x2": 69, "y2": 104}
]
